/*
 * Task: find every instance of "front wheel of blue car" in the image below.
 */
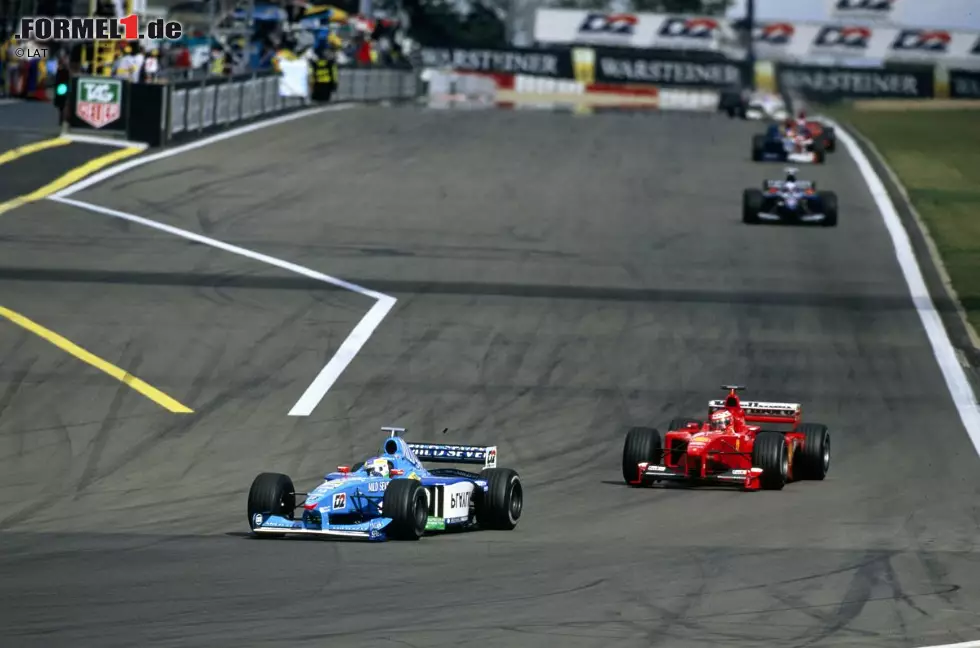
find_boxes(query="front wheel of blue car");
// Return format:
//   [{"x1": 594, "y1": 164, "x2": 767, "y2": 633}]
[
  {"x1": 477, "y1": 468, "x2": 523, "y2": 531},
  {"x1": 247, "y1": 472, "x2": 296, "y2": 537},
  {"x1": 383, "y1": 479, "x2": 428, "y2": 540}
]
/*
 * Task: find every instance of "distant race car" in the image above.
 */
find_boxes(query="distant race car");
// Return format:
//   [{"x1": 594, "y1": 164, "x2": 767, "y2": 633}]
[
  {"x1": 719, "y1": 89, "x2": 789, "y2": 121},
  {"x1": 247, "y1": 427, "x2": 523, "y2": 541},
  {"x1": 622, "y1": 385, "x2": 831, "y2": 491},
  {"x1": 752, "y1": 123, "x2": 827, "y2": 164},
  {"x1": 743, "y1": 167, "x2": 838, "y2": 226},
  {"x1": 802, "y1": 118, "x2": 836, "y2": 152},
  {"x1": 781, "y1": 110, "x2": 837, "y2": 152}
]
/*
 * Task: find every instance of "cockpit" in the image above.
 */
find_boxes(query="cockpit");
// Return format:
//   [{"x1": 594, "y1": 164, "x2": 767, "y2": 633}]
[{"x1": 362, "y1": 457, "x2": 393, "y2": 478}]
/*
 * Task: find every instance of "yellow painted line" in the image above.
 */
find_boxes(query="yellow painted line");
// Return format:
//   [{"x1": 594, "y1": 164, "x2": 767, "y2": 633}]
[
  {"x1": 0, "y1": 137, "x2": 72, "y2": 166},
  {"x1": 0, "y1": 306, "x2": 194, "y2": 414},
  {"x1": 0, "y1": 146, "x2": 144, "y2": 217}
]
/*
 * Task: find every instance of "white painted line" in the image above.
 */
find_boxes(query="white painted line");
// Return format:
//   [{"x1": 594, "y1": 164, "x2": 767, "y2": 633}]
[
  {"x1": 52, "y1": 102, "x2": 355, "y2": 199},
  {"x1": 914, "y1": 641, "x2": 980, "y2": 648},
  {"x1": 49, "y1": 196, "x2": 385, "y2": 298},
  {"x1": 288, "y1": 295, "x2": 396, "y2": 416},
  {"x1": 45, "y1": 100, "x2": 384, "y2": 417},
  {"x1": 64, "y1": 133, "x2": 150, "y2": 149},
  {"x1": 822, "y1": 116, "x2": 980, "y2": 454},
  {"x1": 48, "y1": 195, "x2": 396, "y2": 416}
]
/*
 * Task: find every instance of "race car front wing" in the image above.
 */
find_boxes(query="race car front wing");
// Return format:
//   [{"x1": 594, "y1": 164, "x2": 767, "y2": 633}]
[
  {"x1": 630, "y1": 462, "x2": 764, "y2": 490},
  {"x1": 786, "y1": 151, "x2": 820, "y2": 163},
  {"x1": 757, "y1": 210, "x2": 828, "y2": 223},
  {"x1": 252, "y1": 513, "x2": 392, "y2": 540}
]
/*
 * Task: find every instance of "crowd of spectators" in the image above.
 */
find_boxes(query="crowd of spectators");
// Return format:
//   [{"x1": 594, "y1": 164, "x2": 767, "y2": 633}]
[
  {"x1": 120, "y1": 5, "x2": 413, "y2": 81},
  {"x1": 0, "y1": 2, "x2": 413, "y2": 98}
]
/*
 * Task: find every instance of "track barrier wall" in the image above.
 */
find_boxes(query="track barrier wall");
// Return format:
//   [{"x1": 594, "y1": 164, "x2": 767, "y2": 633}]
[
  {"x1": 66, "y1": 67, "x2": 422, "y2": 147},
  {"x1": 421, "y1": 45, "x2": 980, "y2": 105}
]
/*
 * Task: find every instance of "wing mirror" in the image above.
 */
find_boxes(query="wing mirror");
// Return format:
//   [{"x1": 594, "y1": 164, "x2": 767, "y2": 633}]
[
  {"x1": 337, "y1": 465, "x2": 351, "y2": 474},
  {"x1": 390, "y1": 469, "x2": 404, "y2": 476}
]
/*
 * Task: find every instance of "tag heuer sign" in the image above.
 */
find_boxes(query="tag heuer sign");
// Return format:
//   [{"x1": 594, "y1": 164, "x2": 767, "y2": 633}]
[{"x1": 75, "y1": 78, "x2": 122, "y2": 129}]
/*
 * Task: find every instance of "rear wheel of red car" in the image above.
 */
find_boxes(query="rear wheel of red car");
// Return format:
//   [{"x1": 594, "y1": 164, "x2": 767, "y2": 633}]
[
  {"x1": 752, "y1": 431, "x2": 788, "y2": 490},
  {"x1": 797, "y1": 423, "x2": 830, "y2": 480},
  {"x1": 813, "y1": 139, "x2": 826, "y2": 164},
  {"x1": 622, "y1": 426, "x2": 663, "y2": 485},
  {"x1": 383, "y1": 479, "x2": 428, "y2": 540},
  {"x1": 823, "y1": 128, "x2": 837, "y2": 152}
]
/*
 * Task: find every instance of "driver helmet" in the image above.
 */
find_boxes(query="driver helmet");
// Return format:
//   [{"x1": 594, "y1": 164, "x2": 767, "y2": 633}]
[
  {"x1": 709, "y1": 409, "x2": 733, "y2": 432},
  {"x1": 364, "y1": 457, "x2": 390, "y2": 478}
]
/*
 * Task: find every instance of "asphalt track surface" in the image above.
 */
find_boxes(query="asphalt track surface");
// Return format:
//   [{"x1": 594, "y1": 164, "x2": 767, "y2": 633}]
[
  {"x1": 2, "y1": 105, "x2": 980, "y2": 648},
  {"x1": 0, "y1": 99, "x2": 62, "y2": 146},
  {"x1": 0, "y1": 141, "x2": 116, "y2": 202}
]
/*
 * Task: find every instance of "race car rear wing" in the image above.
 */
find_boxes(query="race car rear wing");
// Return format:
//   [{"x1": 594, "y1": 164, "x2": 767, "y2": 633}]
[
  {"x1": 709, "y1": 399, "x2": 802, "y2": 426},
  {"x1": 406, "y1": 442, "x2": 498, "y2": 469},
  {"x1": 765, "y1": 180, "x2": 814, "y2": 190}
]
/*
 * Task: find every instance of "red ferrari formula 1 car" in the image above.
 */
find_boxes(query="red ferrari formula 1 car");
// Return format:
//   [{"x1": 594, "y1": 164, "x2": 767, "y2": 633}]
[
  {"x1": 789, "y1": 111, "x2": 836, "y2": 153},
  {"x1": 622, "y1": 385, "x2": 831, "y2": 491}
]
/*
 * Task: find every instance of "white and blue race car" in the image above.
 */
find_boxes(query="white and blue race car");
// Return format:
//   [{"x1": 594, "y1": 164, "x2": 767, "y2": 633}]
[
  {"x1": 246, "y1": 427, "x2": 523, "y2": 541},
  {"x1": 743, "y1": 167, "x2": 838, "y2": 226}
]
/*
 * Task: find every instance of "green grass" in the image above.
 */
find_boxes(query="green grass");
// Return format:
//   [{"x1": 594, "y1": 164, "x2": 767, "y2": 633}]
[{"x1": 824, "y1": 107, "x2": 980, "y2": 336}]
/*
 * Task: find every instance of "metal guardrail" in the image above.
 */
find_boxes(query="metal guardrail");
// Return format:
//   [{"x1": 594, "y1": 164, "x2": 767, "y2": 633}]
[
  {"x1": 66, "y1": 66, "x2": 421, "y2": 146},
  {"x1": 166, "y1": 67, "x2": 420, "y2": 142}
]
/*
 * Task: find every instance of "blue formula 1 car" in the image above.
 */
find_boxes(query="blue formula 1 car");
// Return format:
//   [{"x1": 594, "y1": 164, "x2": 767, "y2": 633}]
[{"x1": 246, "y1": 427, "x2": 523, "y2": 541}]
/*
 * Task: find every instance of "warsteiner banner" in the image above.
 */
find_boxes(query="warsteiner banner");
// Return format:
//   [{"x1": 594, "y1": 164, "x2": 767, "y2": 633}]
[
  {"x1": 592, "y1": 51, "x2": 748, "y2": 87},
  {"x1": 949, "y1": 69, "x2": 980, "y2": 98},
  {"x1": 775, "y1": 63, "x2": 934, "y2": 99},
  {"x1": 421, "y1": 47, "x2": 573, "y2": 79}
]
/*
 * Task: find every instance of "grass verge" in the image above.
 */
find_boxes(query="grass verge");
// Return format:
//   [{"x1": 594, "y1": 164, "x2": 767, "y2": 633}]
[{"x1": 822, "y1": 105, "x2": 980, "y2": 340}]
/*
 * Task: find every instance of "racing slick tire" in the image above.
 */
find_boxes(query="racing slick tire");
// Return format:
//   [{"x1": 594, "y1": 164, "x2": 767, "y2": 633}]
[
  {"x1": 247, "y1": 472, "x2": 296, "y2": 537},
  {"x1": 383, "y1": 478, "x2": 429, "y2": 540},
  {"x1": 743, "y1": 189, "x2": 763, "y2": 224},
  {"x1": 823, "y1": 127, "x2": 836, "y2": 152},
  {"x1": 751, "y1": 134, "x2": 766, "y2": 161},
  {"x1": 752, "y1": 431, "x2": 788, "y2": 490},
  {"x1": 819, "y1": 191, "x2": 838, "y2": 227},
  {"x1": 812, "y1": 139, "x2": 827, "y2": 164},
  {"x1": 622, "y1": 426, "x2": 663, "y2": 485},
  {"x1": 797, "y1": 423, "x2": 831, "y2": 480},
  {"x1": 476, "y1": 467, "x2": 523, "y2": 530}
]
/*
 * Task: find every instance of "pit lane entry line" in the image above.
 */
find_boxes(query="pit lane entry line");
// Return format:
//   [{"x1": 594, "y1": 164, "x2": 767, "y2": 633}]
[
  {"x1": 0, "y1": 136, "x2": 72, "y2": 166},
  {"x1": 49, "y1": 195, "x2": 397, "y2": 418},
  {"x1": 826, "y1": 116, "x2": 980, "y2": 455},
  {"x1": 0, "y1": 144, "x2": 146, "y2": 216},
  {"x1": 0, "y1": 305, "x2": 194, "y2": 413}
]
